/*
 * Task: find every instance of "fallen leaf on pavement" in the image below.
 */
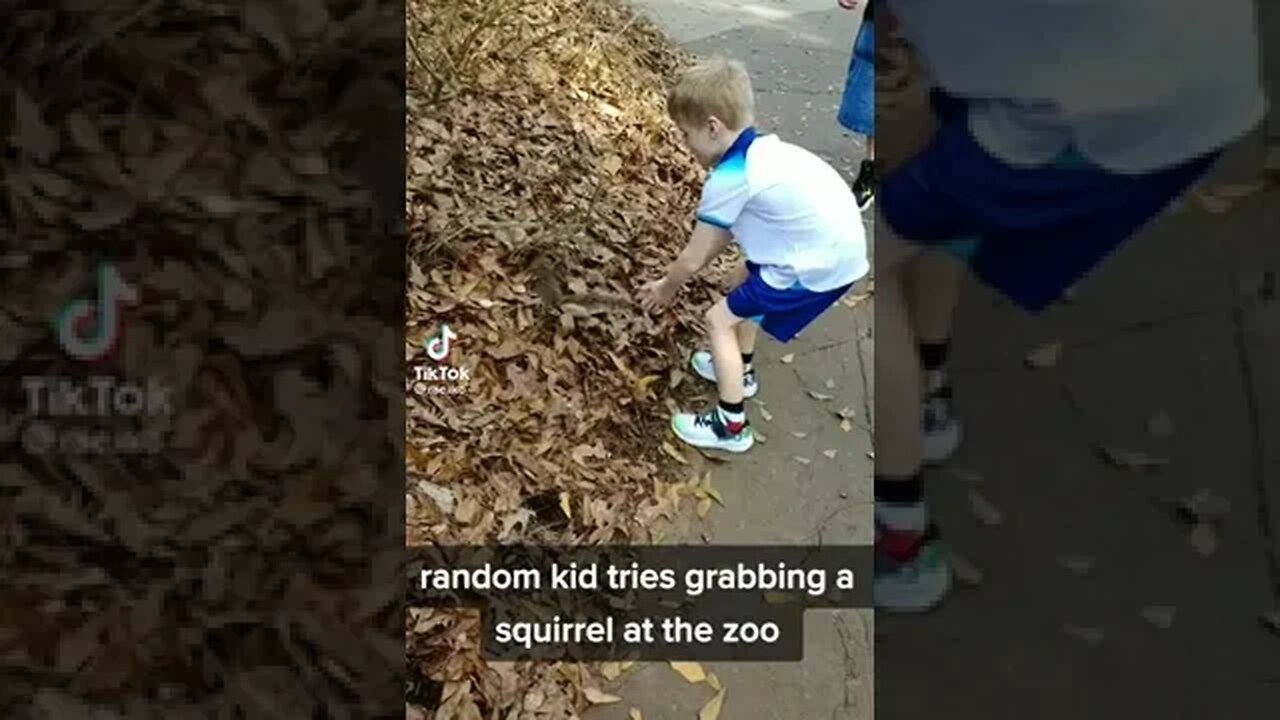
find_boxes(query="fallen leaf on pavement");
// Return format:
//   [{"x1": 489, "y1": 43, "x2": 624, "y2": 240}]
[
  {"x1": 696, "y1": 497, "x2": 713, "y2": 519},
  {"x1": 967, "y1": 488, "x2": 1004, "y2": 526},
  {"x1": 840, "y1": 419, "x2": 853, "y2": 433},
  {"x1": 661, "y1": 442, "x2": 690, "y2": 465},
  {"x1": 1063, "y1": 625, "x2": 1105, "y2": 645},
  {"x1": 1057, "y1": 556, "x2": 1096, "y2": 574},
  {"x1": 822, "y1": 449, "x2": 838, "y2": 460},
  {"x1": 1147, "y1": 411, "x2": 1174, "y2": 438},
  {"x1": 669, "y1": 661, "x2": 706, "y2": 683},
  {"x1": 825, "y1": 378, "x2": 836, "y2": 389},
  {"x1": 791, "y1": 431, "x2": 808, "y2": 439},
  {"x1": 1025, "y1": 341, "x2": 1062, "y2": 369},
  {"x1": 630, "y1": 709, "x2": 643, "y2": 720},
  {"x1": 1190, "y1": 523, "x2": 1218, "y2": 556},
  {"x1": 794, "y1": 456, "x2": 812, "y2": 466},
  {"x1": 808, "y1": 391, "x2": 834, "y2": 401},
  {"x1": 584, "y1": 687, "x2": 622, "y2": 705},
  {"x1": 601, "y1": 662, "x2": 623, "y2": 681},
  {"x1": 754, "y1": 431, "x2": 767, "y2": 443},
  {"x1": 1141, "y1": 606, "x2": 1177, "y2": 629},
  {"x1": 759, "y1": 407, "x2": 774, "y2": 422},
  {"x1": 706, "y1": 673, "x2": 722, "y2": 692},
  {"x1": 1261, "y1": 610, "x2": 1280, "y2": 637},
  {"x1": 699, "y1": 687, "x2": 726, "y2": 720},
  {"x1": 948, "y1": 550, "x2": 985, "y2": 587},
  {"x1": 1099, "y1": 445, "x2": 1169, "y2": 472},
  {"x1": 781, "y1": 353, "x2": 795, "y2": 364}
]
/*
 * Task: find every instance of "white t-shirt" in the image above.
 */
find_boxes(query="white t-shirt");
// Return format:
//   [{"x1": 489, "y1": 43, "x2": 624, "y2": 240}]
[
  {"x1": 886, "y1": 0, "x2": 1267, "y2": 172},
  {"x1": 696, "y1": 132, "x2": 869, "y2": 292}
]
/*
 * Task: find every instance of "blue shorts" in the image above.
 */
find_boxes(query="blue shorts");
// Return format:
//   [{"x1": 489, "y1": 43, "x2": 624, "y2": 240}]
[
  {"x1": 880, "y1": 92, "x2": 1218, "y2": 312},
  {"x1": 727, "y1": 263, "x2": 854, "y2": 342},
  {"x1": 837, "y1": 22, "x2": 874, "y2": 136}
]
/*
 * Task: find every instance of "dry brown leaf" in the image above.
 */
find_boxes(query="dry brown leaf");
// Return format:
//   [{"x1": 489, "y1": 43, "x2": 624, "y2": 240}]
[
  {"x1": 840, "y1": 419, "x2": 853, "y2": 433},
  {"x1": 583, "y1": 687, "x2": 622, "y2": 705},
  {"x1": 1099, "y1": 446, "x2": 1169, "y2": 472},
  {"x1": 825, "y1": 378, "x2": 836, "y2": 389},
  {"x1": 1025, "y1": 341, "x2": 1062, "y2": 369},
  {"x1": 808, "y1": 391, "x2": 834, "y2": 401},
  {"x1": 559, "y1": 492, "x2": 572, "y2": 520},
  {"x1": 669, "y1": 661, "x2": 706, "y2": 683},
  {"x1": 967, "y1": 488, "x2": 1004, "y2": 527},
  {"x1": 1147, "y1": 411, "x2": 1174, "y2": 438},
  {"x1": 822, "y1": 449, "x2": 838, "y2": 460},
  {"x1": 601, "y1": 662, "x2": 623, "y2": 681},
  {"x1": 1261, "y1": 610, "x2": 1280, "y2": 637},
  {"x1": 948, "y1": 550, "x2": 985, "y2": 587},
  {"x1": 696, "y1": 497, "x2": 713, "y2": 519},
  {"x1": 1190, "y1": 523, "x2": 1218, "y2": 556},
  {"x1": 706, "y1": 673, "x2": 722, "y2": 692},
  {"x1": 1057, "y1": 556, "x2": 1096, "y2": 575},
  {"x1": 759, "y1": 407, "x2": 774, "y2": 422},
  {"x1": 629, "y1": 709, "x2": 644, "y2": 720},
  {"x1": 1141, "y1": 606, "x2": 1177, "y2": 629},
  {"x1": 780, "y1": 353, "x2": 795, "y2": 364},
  {"x1": 661, "y1": 442, "x2": 690, "y2": 465},
  {"x1": 1063, "y1": 625, "x2": 1105, "y2": 645},
  {"x1": 791, "y1": 431, "x2": 807, "y2": 439},
  {"x1": 793, "y1": 456, "x2": 812, "y2": 466},
  {"x1": 700, "y1": 687, "x2": 726, "y2": 720}
]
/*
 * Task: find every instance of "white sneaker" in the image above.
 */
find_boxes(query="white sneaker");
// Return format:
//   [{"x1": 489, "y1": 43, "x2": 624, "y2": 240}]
[
  {"x1": 690, "y1": 351, "x2": 759, "y2": 399},
  {"x1": 671, "y1": 407, "x2": 754, "y2": 453},
  {"x1": 922, "y1": 370, "x2": 962, "y2": 464}
]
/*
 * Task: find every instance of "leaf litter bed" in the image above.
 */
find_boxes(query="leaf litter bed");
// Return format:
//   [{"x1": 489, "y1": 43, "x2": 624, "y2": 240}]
[{"x1": 408, "y1": 0, "x2": 737, "y2": 716}]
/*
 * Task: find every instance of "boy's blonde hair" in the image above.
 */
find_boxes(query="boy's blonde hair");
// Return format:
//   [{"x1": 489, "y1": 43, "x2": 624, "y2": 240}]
[{"x1": 667, "y1": 56, "x2": 754, "y2": 130}]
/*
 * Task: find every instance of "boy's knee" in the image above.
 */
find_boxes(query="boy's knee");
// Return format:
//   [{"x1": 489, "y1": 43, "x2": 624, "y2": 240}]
[{"x1": 705, "y1": 303, "x2": 736, "y2": 332}]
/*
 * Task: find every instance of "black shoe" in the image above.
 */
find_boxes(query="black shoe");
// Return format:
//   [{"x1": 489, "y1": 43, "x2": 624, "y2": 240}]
[{"x1": 852, "y1": 159, "x2": 877, "y2": 210}]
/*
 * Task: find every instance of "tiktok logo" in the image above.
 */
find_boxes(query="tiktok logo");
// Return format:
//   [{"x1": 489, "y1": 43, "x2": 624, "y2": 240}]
[
  {"x1": 424, "y1": 324, "x2": 457, "y2": 362},
  {"x1": 54, "y1": 264, "x2": 138, "y2": 362}
]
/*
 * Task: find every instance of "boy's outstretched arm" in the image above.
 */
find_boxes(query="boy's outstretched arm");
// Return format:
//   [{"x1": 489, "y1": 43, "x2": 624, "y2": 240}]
[{"x1": 638, "y1": 221, "x2": 732, "y2": 311}]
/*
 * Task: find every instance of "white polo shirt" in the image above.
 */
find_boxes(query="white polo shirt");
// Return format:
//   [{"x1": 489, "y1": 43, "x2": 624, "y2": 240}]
[
  {"x1": 696, "y1": 131, "x2": 869, "y2": 292},
  {"x1": 886, "y1": 0, "x2": 1267, "y2": 172}
]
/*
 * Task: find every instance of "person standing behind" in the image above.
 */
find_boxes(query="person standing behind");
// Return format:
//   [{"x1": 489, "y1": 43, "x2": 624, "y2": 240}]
[{"x1": 838, "y1": 0, "x2": 876, "y2": 209}]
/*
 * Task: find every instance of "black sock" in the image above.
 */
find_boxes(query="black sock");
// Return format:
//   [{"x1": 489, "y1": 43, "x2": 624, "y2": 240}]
[
  {"x1": 741, "y1": 352, "x2": 754, "y2": 367},
  {"x1": 874, "y1": 473, "x2": 923, "y2": 505},
  {"x1": 919, "y1": 340, "x2": 950, "y2": 371},
  {"x1": 719, "y1": 399, "x2": 745, "y2": 415}
]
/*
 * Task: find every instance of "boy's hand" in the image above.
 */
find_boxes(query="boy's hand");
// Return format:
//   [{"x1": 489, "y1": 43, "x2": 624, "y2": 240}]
[{"x1": 639, "y1": 277, "x2": 679, "y2": 312}]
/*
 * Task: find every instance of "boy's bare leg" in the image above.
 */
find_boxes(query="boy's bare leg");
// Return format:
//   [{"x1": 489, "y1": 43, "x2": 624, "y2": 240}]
[
  {"x1": 706, "y1": 299, "x2": 745, "y2": 405},
  {"x1": 736, "y1": 319, "x2": 759, "y2": 357},
  {"x1": 906, "y1": 249, "x2": 962, "y2": 344},
  {"x1": 874, "y1": 260, "x2": 924, "y2": 476}
]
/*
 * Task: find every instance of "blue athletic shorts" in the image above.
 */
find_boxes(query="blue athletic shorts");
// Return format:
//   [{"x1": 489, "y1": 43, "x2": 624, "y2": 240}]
[
  {"x1": 726, "y1": 262, "x2": 854, "y2": 342},
  {"x1": 880, "y1": 92, "x2": 1219, "y2": 312},
  {"x1": 837, "y1": 21, "x2": 874, "y2": 136}
]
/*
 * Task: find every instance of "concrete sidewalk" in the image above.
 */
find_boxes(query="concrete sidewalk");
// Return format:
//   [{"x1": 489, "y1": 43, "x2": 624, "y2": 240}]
[
  {"x1": 588, "y1": 2, "x2": 874, "y2": 719},
  {"x1": 876, "y1": 127, "x2": 1280, "y2": 717}
]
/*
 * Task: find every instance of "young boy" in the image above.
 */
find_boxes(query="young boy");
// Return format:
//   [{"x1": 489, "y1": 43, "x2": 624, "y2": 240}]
[
  {"x1": 873, "y1": 0, "x2": 1266, "y2": 612},
  {"x1": 639, "y1": 56, "x2": 869, "y2": 453}
]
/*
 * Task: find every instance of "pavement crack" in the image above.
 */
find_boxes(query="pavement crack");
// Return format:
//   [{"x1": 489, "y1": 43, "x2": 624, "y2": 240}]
[{"x1": 1229, "y1": 272, "x2": 1280, "y2": 600}]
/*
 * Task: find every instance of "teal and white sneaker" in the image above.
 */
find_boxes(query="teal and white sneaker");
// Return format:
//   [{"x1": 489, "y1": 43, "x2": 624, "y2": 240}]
[
  {"x1": 874, "y1": 520, "x2": 951, "y2": 613},
  {"x1": 690, "y1": 351, "x2": 759, "y2": 399},
  {"x1": 672, "y1": 406, "x2": 754, "y2": 453}
]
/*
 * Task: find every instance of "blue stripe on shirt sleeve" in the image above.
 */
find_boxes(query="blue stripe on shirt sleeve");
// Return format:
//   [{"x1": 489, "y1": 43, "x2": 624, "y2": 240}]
[{"x1": 696, "y1": 213, "x2": 732, "y2": 229}]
